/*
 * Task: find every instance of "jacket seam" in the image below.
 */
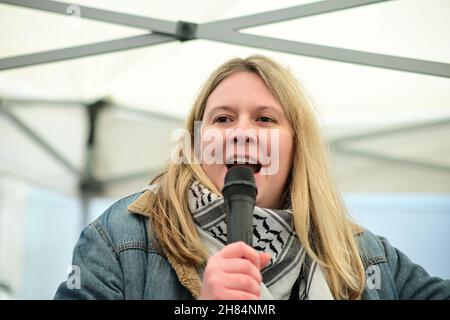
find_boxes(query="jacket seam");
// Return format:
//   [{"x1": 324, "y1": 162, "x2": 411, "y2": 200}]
[
  {"x1": 117, "y1": 241, "x2": 148, "y2": 253},
  {"x1": 363, "y1": 255, "x2": 387, "y2": 268},
  {"x1": 148, "y1": 249, "x2": 166, "y2": 258},
  {"x1": 115, "y1": 242, "x2": 166, "y2": 258},
  {"x1": 91, "y1": 220, "x2": 120, "y2": 260}
]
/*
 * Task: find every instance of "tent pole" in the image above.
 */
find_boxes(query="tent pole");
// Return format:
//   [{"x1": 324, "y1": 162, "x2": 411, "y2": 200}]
[
  {"x1": 0, "y1": 34, "x2": 176, "y2": 71},
  {"x1": 0, "y1": 0, "x2": 178, "y2": 34},
  {"x1": 330, "y1": 118, "x2": 450, "y2": 145},
  {"x1": 77, "y1": 100, "x2": 106, "y2": 229},
  {"x1": 1, "y1": 98, "x2": 84, "y2": 106},
  {"x1": 1, "y1": 0, "x2": 449, "y2": 78},
  {"x1": 99, "y1": 169, "x2": 159, "y2": 187},
  {"x1": 204, "y1": 0, "x2": 388, "y2": 30},
  {"x1": 0, "y1": 101, "x2": 80, "y2": 175},
  {"x1": 196, "y1": 29, "x2": 450, "y2": 78},
  {"x1": 334, "y1": 146, "x2": 450, "y2": 174}
]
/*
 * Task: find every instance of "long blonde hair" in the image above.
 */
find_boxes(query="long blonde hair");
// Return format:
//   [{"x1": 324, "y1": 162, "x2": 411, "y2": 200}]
[{"x1": 146, "y1": 55, "x2": 366, "y2": 299}]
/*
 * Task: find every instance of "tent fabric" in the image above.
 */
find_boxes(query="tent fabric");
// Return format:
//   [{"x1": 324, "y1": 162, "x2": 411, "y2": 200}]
[{"x1": 0, "y1": 0, "x2": 449, "y2": 197}]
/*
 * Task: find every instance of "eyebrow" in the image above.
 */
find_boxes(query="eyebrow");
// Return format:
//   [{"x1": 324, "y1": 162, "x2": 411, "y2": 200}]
[
  {"x1": 257, "y1": 105, "x2": 281, "y2": 114},
  {"x1": 208, "y1": 105, "x2": 235, "y2": 113},
  {"x1": 207, "y1": 105, "x2": 281, "y2": 116}
]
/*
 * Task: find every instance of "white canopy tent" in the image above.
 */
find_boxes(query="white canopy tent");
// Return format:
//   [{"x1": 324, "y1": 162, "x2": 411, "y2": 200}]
[
  {"x1": 0, "y1": 0, "x2": 450, "y2": 299},
  {"x1": 0, "y1": 0, "x2": 449, "y2": 221}
]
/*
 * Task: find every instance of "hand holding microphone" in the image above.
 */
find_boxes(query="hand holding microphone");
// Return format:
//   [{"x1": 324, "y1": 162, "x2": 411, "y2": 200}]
[
  {"x1": 199, "y1": 241, "x2": 271, "y2": 300},
  {"x1": 200, "y1": 166, "x2": 271, "y2": 300}
]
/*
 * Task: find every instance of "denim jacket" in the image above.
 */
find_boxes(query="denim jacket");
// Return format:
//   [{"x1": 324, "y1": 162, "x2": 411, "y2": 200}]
[{"x1": 54, "y1": 191, "x2": 450, "y2": 300}]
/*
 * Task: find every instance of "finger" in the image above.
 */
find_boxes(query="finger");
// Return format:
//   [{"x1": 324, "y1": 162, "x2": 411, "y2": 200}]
[
  {"x1": 219, "y1": 289, "x2": 259, "y2": 300},
  {"x1": 220, "y1": 258, "x2": 262, "y2": 282},
  {"x1": 218, "y1": 242, "x2": 260, "y2": 268},
  {"x1": 259, "y1": 252, "x2": 272, "y2": 269},
  {"x1": 222, "y1": 274, "x2": 261, "y2": 296}
]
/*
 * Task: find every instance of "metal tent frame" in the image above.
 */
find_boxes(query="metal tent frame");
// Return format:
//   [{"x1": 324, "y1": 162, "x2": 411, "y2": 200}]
[
  {"x1": 1, "y1": 0, "x2": 450, "y2": 77},
  {"x1": 0, "y1": 0, "x2": 449, "y2": 227}
]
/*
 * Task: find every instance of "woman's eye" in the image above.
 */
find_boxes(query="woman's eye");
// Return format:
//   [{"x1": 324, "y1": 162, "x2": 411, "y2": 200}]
[
  {"x1": 257, "y1": 116, "x2": 275, "y2": 123},
  {"x1": 214, "y1": 116, "x2": 232, "y2": 123}
]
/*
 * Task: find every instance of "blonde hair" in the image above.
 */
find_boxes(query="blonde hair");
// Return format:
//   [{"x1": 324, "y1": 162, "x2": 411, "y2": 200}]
[{"x1": 146, "y1": 55, "x2": 366, "y2": 299}]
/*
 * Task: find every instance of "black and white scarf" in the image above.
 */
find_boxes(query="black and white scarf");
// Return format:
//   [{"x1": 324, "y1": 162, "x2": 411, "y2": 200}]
[{"x1": 188, "y1": 180, "x2": 334, "y2": 300}]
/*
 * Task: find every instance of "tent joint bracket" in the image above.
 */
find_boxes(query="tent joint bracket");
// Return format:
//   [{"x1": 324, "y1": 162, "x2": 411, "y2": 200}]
[{"x1": 175, "y1": 21, "x2": 198, "y2": 41}]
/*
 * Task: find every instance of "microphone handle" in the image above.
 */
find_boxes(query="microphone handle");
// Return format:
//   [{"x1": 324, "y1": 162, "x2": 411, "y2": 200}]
[{"x1": 225, "y1": 194, "x2": 255, "y2": 245}]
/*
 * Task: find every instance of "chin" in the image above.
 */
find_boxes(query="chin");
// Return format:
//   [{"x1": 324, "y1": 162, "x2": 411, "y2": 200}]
[{"x1": 255, "y1": 190, "x2": 267, "y2": 207}]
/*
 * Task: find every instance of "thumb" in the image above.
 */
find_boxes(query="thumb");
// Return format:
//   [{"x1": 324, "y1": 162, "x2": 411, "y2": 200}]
[{"x1": 258, "y1": 252, "x2": 272, "y2": 269}]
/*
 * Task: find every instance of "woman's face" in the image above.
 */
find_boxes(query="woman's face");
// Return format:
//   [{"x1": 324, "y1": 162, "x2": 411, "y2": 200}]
[{"x1": 200, "y1": 71, "x2": 294, "y2": 208}]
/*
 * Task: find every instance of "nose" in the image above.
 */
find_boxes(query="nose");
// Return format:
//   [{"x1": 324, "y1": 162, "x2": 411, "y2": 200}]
[{"x1": 226, "y1": 118, "x2": 258, "y2": 146}]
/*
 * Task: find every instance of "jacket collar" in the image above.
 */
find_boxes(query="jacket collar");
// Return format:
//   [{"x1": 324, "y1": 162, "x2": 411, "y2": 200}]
[
  {"x1": 127, "y1": 190, "x2": 153, "y2": 216},
  {"x1": 128, "y1": 190, "x2": 202, "y2": 299}
]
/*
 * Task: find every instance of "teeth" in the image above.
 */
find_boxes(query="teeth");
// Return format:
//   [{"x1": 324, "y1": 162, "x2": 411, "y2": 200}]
[
  {"x1": 225, "y1": 156, "x2": 262, "y2": 173},
  {"x1": 228, "y1": 157, "x2": 258, "y2": 164},
  {"x1": 225, "y1": 161, "x2": 262, "y2": 173}
]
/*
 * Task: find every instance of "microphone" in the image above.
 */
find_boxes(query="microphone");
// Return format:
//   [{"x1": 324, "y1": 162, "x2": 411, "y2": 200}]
[{"x1": 222, "y1": 165, "x2": 258, "y2": 245}]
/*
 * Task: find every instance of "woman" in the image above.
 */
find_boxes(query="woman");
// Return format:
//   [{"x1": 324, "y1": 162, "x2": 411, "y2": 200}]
[{"x1": 55, "y1": 55, "x2": 449, "y2": 300}]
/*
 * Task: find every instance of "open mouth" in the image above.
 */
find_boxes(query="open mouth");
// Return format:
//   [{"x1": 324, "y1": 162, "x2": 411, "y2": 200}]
[{"x1": 225, "y1": 161, "x2": 262, "y2": 174}]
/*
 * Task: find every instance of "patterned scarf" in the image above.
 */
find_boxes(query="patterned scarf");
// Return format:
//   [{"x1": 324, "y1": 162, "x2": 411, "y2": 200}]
[{"x1": 188, "y1": 180, "x2": 334, "y2": 300}]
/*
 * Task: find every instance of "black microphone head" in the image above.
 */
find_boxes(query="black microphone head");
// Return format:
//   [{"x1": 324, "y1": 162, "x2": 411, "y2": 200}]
[{"x1": 222, "y1": 165, "x2": 257, "y2": 199}]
